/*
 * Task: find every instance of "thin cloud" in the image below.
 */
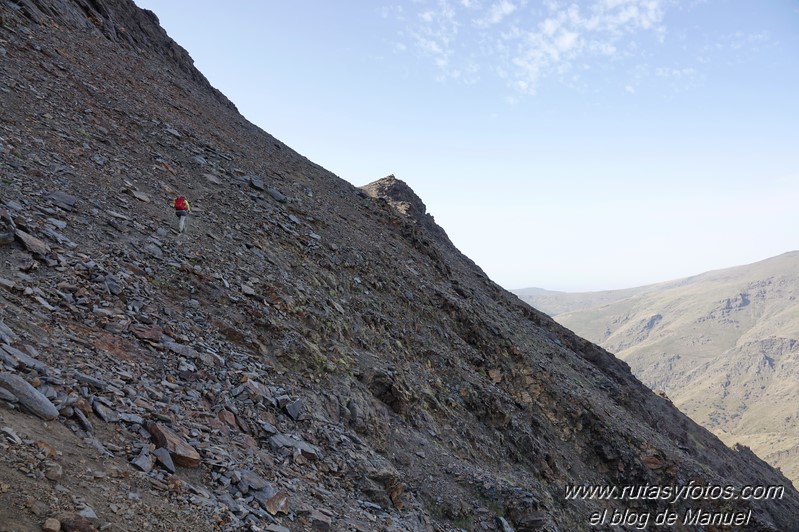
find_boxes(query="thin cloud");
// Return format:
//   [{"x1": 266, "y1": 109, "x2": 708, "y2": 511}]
[
  {"x1": 653, "y1": 65, "x2": 702, "y2": 92},
  {"x1": 505, "y1": 0, "x2": 666, "y2": 94},
  {"x1": 716, "y1": 31, "x2": 774, "y2": 53},
  {"x1": 484, "y1": 0, "x2": 518, "y2": 26},
  {"x1": 655, "y1": 66, "x2": 696, "y2": 78},
  {"x1": 393, "y1": 0, "x2": 669, "y2": 95},
  {"x1": 408, "y1": 1, "x2": 460, "y2": 71}
]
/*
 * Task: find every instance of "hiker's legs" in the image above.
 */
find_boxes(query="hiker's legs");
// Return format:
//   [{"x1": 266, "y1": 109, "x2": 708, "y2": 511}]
[{"x1": 178, "y1": 214, "x2": 187, "y2": 233}]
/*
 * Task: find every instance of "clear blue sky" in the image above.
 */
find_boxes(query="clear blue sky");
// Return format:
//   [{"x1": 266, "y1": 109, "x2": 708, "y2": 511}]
[{"x1": 133, "y1": 0, "x2": 799, "y2": 291}]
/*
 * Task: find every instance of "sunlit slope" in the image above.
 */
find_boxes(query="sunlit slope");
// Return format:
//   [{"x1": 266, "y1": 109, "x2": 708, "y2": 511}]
[{"x1": 517, "y1": 251, "x2": 799, "y2": 483}]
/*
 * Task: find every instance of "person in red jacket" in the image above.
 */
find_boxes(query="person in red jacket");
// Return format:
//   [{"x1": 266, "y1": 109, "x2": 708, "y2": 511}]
[{"x1": 172, "y1": 196, "x2": 191, "y2": 233}]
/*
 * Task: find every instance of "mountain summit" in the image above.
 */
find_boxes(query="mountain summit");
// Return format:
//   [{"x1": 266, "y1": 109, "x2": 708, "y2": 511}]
[{"x1": 1, "y1": 0, "x2": 798, "y2": 530}]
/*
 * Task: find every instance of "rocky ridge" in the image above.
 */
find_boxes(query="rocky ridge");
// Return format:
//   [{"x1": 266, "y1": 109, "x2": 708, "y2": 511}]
[{"x1": 1, "y1": 0, "x2": 799, "y2": 531}]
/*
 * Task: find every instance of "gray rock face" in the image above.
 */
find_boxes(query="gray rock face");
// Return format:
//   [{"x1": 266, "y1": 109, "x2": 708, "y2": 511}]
[
  {"x1": 0, "y1": 372, "x2": 59, "y2": 420},
  {"x1": 152, "y1": 447, "x2": 176, "y2": 473},
  {"x1": 0, "y1": 387, "x2": 17, "y2": 403},
  {"x1": 285, "y1": 398, "x2": 303, "y2": 420},
  {"x1": 0, "y1": 229, "x2": 13, "y2": 246},
  {"x1": 48, "y1": 191, "x2": 78, "y2": 211},
  {"x1": 234, "y1": 469, "x2": 270, "y2": 492},
  {"x1": 15, "y1": 229, "x2": 50, "y2": 257},
  {"x1": 267, "y1": 187, "x2": 287, "y2": 203},
  {"x1": 131, "y1": 448, "x2": 154, "y2": 472},
  {"x1": 248, "y1": 175, "x2": 265, "y2": 191},
  {"x1": 0, "y1": 321, "x2": 18, "y2": 343},
  {"x1": 0, "y1": 344, "x2": 49, "y2": 372}
]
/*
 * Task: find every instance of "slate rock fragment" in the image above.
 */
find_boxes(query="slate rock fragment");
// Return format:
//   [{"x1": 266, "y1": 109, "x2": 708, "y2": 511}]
[
  {"x1": 148, "y1": 422, "x2": 201, "y2": 468},
  {"x1": 15, "y1": 229, "x2": 50, "y2": 257},
  {"x1": 0, "y1": 372, "x2": 58, "y2": 420}
]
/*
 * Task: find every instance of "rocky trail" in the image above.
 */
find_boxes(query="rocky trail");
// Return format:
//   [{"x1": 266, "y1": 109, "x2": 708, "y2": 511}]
[{"x1": 1, "y1": 1, "x2": 798, "y2": 531}]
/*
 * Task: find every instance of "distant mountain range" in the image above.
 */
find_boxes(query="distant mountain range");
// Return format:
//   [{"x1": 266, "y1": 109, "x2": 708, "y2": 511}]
[{"x1": 516, "y1": 251, "x2": 799, "y2": 485}]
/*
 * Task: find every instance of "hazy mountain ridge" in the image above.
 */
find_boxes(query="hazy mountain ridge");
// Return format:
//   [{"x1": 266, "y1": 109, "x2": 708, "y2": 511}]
[
  {"x1": 517, "y1": 251, "x2": 799, "y2": 485},
  {"x1": 1, "y1": 1, "x2": 798, "y2": 530},
  {"x1": 514, "y1": 283, "x2": 681, "y2": 317}
]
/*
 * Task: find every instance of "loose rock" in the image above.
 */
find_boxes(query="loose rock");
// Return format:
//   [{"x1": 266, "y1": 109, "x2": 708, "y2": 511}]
[
  {"x1": 42, "y1": 517, "x2": 61, "y2": 532},
  {"x1": 0, "y1": 372, "x2": 59, "y2": 420},
  {"x1": 14, "y1": 229, "x2": 50, "y2": 257},
  {"x1": 148, "y1": 422, "x2": 201, "y2": 468}
]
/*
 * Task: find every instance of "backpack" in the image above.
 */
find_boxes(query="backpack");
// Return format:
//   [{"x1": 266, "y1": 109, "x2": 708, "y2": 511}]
[{"x1": 175, "y1": 196, "x2": 186, "y2": 210}]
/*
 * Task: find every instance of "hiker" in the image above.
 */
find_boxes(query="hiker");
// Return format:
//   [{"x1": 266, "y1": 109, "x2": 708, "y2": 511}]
[{"x1": 172, "y1": 195, "x2": 191, "y2": 233}]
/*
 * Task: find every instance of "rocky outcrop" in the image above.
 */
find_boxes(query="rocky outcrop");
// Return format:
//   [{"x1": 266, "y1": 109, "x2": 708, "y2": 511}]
[
  {"x1": 361, "y1": 174, "x2": 451, "y2": 245},
  {"x1": 1, "y1": 0, "x2": 798, "y2": 530},
  {"x1": 361, "y1": 175, "x2": 431, "y2": 224}
]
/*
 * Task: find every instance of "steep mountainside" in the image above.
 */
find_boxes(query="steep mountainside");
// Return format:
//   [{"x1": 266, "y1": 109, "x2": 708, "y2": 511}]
[
  {"x1": 518, "y1": 252, "x2": 799, "y2": 487},
  {"x1": 1, "y1": 1, "x2": 798, "y2": 530}
]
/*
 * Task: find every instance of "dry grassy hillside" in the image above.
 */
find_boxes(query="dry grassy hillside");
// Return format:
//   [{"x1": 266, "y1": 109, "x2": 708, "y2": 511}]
[{"x1": 519, "y1": 252, "x2": 799, "y2": 486}]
